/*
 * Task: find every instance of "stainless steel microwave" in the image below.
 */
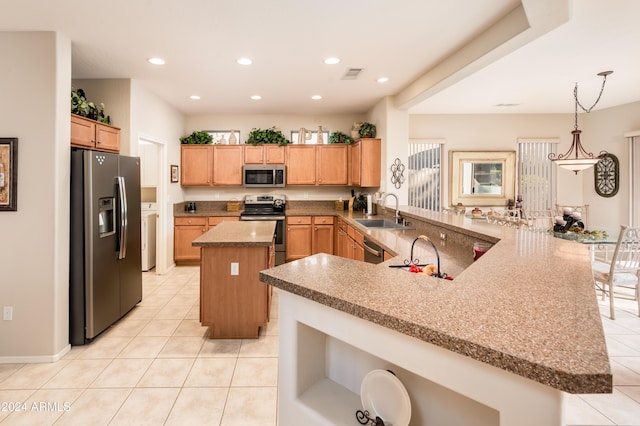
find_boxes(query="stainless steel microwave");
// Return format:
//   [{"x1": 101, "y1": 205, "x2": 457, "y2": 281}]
[{"x1": 242, "y1": 164, "x2": 286, "y2": 188}]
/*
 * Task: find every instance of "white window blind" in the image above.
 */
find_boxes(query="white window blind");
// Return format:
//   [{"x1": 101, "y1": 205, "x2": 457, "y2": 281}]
[
  {"x1": 628, "y1": 133, "x2": 640, "y2": 226},
  {"x1": 408, "y1": 139, "x2": 443, "y2": 211},
  {"x1": 517, "y1": 138, "x2": 558, "y2": 211}
]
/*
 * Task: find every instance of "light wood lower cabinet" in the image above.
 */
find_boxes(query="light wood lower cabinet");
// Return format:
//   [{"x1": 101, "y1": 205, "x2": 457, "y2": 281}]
[
  {"x1": 287, "y1": 216, "x2": 335, "y2": 261},
  {"x1": 200, "y1": 241, "x2": 273, "y2": 338},
  {"x1": 312, "y1": 216, "x2": 334, "y2": 255},
  {"x1": 174, "y1": 216, "x2": 239, "y2": 264},
  {"x1": 286, "y1": 216, "x2": 313, "y2": 261}
]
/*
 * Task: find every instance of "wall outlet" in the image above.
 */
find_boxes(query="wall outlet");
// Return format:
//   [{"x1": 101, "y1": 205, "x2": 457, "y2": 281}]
[
  {"x1": 3, "y1": 306, "x2": 13, "y2": 321},
  {"x1": 303, "y1": 192, "x2": 309, "y2": 199},
  {"x1": 230, "y1": 262, "x2": 239, "y2": 276}
]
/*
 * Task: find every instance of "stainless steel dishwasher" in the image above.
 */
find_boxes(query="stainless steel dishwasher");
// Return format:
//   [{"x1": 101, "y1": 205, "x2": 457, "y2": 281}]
[{"x1": 363, "y1": 238, "x2": 385, "y2": 264}]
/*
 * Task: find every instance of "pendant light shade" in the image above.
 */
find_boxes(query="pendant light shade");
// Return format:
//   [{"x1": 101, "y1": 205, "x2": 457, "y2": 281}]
[{"x1": 549, "y1": 71, "x2": 612, "y2": 174}]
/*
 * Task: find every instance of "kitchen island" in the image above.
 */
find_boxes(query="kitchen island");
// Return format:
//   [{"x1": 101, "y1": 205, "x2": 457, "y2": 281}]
[
  {"x1": 259, "y1": 207, "x2": 611, "y2": 426},
  {"x1": 193, "y1": 220, "x2": 275, "y2": 338}
]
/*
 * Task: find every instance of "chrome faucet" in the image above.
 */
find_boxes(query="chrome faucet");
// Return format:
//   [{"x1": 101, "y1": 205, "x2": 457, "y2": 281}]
[{"x1": 382, "y1": 192, "x2": 401, "y2": 224}]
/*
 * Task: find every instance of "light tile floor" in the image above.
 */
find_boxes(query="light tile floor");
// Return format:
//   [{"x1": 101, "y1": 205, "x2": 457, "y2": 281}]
[
  {"x1": 0, "y1": 266, "x2": 638, "y2": 425},
  {"x1": 0, "y1": 266, "x2": 278, "y2": 425}
]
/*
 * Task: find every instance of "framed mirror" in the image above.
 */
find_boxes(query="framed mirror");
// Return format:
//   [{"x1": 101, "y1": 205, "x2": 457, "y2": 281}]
[{"x1": 449, "y1": 151, "x2": 515, "y2": 207}]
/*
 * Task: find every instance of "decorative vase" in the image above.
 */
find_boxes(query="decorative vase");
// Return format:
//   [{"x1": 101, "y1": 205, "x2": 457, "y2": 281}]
[
  {"x1": 317, "y1": 126, "x2": 324, "y2": 144},
  {"x1": 298, "y1": 128, "x2": 312, "y2": 144},
  {"x1": 228, "y1": 130, "x2": 237, "y2": 144},
  {"x1": 351, "y1": 122, "x2": 362, "y2": 140},
  {"x1": 454, "y1": 202, "x2": 466, "y2": 214},
  {"x1": 220, "y1": 135, "x2": 227, "y2": 144}
]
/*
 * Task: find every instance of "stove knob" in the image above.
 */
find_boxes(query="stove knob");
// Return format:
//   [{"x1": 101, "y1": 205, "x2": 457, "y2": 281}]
[{"x1": 274, "y1": 199, "x2": 283, "y2": 208}]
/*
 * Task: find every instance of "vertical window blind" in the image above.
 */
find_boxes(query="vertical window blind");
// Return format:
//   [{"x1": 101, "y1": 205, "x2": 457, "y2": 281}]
[
  {"x1": 408, "y1": 139, "x2": 443, "y2": 211},
  {"x1": 629, "y1": 134, "x2": 640, "y2": 226},
  {"x1": 517, "y1": 138, "x2": 558, "y2": 212}
]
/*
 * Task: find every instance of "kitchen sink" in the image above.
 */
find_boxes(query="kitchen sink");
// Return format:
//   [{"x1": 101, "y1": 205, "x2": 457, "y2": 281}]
[{"x1": 354, "y1": 219, "x2": 414, "y2": 230}]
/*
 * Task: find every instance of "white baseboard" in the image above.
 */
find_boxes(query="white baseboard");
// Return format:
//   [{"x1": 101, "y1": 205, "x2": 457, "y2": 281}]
[{"x1": 0, "y1": 344, "x2": 71, "y2": 364}]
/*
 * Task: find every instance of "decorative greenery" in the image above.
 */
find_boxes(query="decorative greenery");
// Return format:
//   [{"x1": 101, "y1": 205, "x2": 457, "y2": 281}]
[
  {"x1": 245, "y1": 127, "x2": 290, "y2": 146},
  {"x1": 180, "y1": 131, "x2": 213, "y2": 144},
  {"x1": 71, "y1": 88, "x2": 111, "y2": 124},
  {"x1": 328, "y1": 131, "x2": 353, "y2": 144},
  {"x1": 358, "y1": 122, "x2": 377, "y2": 138}
]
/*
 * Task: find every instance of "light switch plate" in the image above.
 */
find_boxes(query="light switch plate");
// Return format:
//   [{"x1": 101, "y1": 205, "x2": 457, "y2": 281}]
[
  {"x1": 230, "y1": 262, "x2": 239, "y2": 276},
  {"x1": 3, "y1": 306, "x2": 12, "y2": 321}
]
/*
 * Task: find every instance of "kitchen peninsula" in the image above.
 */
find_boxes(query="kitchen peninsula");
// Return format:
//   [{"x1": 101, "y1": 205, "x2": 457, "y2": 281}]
[
  {"x1": 192, "y1": 220, "x2": 275, "y2": 338},
  {"x1": 259, "y1": 207, "x2": 611, "y2": 426}
]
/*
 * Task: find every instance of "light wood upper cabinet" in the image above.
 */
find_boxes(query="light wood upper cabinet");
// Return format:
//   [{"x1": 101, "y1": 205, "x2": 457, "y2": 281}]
[
  {"x1": 71, "y1": 114, "x2": 120, "y2": 153},
  {"x1": 317, "y1": 145, "x2": 348, "y2": 185},
  {"x1": 180, "y1": 145, "x2": 243, "y2": 186},
  {"x1": 181, "y1": 145, "x2": 213, "y2": 186},
  {"x1": 244, "y1": 145, "x2": 286, "y2": 164},
  {"x1": 213, "y1": 146, "x2": 243, "y2": 185},
  {"x1": 286, "y1": 146, "x2": 317, "y2": 185},
  {"x1": 351, "y1": 138, "x2": 381, "y2": 187}
]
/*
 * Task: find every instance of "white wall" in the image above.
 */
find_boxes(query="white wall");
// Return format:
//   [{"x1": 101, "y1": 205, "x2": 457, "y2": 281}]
[
  {"x1": 130, "y1": 80, "x2": 185, "y2": 273},
  {"x1": 582, "y1": 100, "x2": 640, "y2": 228},
  {"x1": 367, "y1": 97, "x2": 410, "y2": 204},
  {"x1": 0, "y1": 32, "x2": 71, "y2": 361}
]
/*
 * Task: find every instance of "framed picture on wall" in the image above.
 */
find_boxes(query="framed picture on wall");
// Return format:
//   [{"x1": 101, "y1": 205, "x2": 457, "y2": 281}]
[
  {"x1": 170, "y1": 164, "x2": 179, "y2": 183},
  {"x1": 0, "y1": 138, "x2": 18, "y2": 211}
]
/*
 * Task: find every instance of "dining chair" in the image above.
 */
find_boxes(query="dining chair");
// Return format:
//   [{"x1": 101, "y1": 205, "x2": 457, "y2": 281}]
[
  {"x1": 520, "y1": 209, "x2": 554, "y2": 231},
  {"x1": 555, "y1": 204, "x2": 589, "y2": 225},
  {"x1": 591, "y1": 225, "x2": 640, "y2": 319}
]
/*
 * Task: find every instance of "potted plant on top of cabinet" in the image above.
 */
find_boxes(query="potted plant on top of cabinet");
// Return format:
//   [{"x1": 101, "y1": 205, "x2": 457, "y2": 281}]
[
  {"x1": 70, "y1": 88, "x2": 120, "y2": 152},
  {"x1": 329, "y1": 131, "x2": 353, "y2": 144},
  {"x1": 246, "y1": 127, "x2": 290, "y2": 146},
  {"x1": 358, "y1": 122, "x2": 377, "y2": 139},
  {"x1": 180, "y1": 131, "x2": 213, "y2": 144},
  {"x1": 71, "y1": 88, "x2": 111, "y2": 124}
]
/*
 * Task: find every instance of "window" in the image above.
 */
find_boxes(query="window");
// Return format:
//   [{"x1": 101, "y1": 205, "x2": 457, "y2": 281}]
[
  {"x1": 291, "y1": 130, "x2": 330, "y2": 144},
  {"x1": 408, "y1": 139, "x2": 443, "y2": 211},
  {"x1": 517, "y1": 138, "x2": 558, "y2": 211},
  {"x1": 627, "y1": 131, "x2": 640, "y2": 226}
]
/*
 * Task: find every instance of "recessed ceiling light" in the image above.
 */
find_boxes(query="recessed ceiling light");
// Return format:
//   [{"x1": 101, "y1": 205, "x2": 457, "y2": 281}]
[
  {"x1": 324, "y1": 57, "x2": 340, "y2": 65},
  {"x1": 250, "y1": 95, "x2": 262, "y2": 100},
  {"x1": 376, "y1": 77, "x2": 389, "y2": 83},
  {"x1": 148, "y1": 57, "x2": 165, "y2": 65},
  {"x1": 190, "y1": 95, "x2": 201, "y2": 100},
  {"x1": 311, "y1": 95, "x2": 322, "y2": 100},
  {"x1": 237, "y1": 58, "x2": 253, "y2": 65}
]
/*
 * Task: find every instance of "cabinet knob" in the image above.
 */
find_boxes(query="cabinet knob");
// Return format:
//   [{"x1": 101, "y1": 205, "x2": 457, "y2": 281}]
[{"x1": 314, "y1": 227, "x2": 318, "y2": 231}]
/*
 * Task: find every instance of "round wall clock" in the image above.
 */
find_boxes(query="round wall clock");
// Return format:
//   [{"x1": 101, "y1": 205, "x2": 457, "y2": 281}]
[{"x1": 594, "y1": 153, "x2": 619, "y2": 197}]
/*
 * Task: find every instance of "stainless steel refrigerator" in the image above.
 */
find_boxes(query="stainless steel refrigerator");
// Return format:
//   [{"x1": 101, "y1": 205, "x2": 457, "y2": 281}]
[{"x1": 70, "y1": 149, "x2": 142, "y2": 345}]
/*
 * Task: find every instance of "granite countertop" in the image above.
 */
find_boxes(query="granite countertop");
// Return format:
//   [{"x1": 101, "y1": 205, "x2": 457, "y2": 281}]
[
  {"x1": 259, "y1": 205, "x2": 612, "y2": 395},
  {"x1": 174, "y1": 201, "x2": 242, "y2": 218},
  {"x1": 192, "y1": 220, "x2": 276, "y2": 247}
]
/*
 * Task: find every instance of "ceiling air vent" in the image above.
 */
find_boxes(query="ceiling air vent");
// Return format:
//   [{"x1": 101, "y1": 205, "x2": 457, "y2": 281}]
[{"x1": 341, "y1": 68, "x2": 363, "y2": 80}]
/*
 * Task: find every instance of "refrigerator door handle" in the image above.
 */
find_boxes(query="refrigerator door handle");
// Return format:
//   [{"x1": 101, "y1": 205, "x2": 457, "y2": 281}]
[{"x1": 117, "y1": 176, "x2": 128, "y2": 259}]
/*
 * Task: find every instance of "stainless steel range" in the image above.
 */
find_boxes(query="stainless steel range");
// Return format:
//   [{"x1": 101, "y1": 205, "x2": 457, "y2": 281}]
[{"x1": 240, "y1": 194, "x2": 286, "y2": 265}]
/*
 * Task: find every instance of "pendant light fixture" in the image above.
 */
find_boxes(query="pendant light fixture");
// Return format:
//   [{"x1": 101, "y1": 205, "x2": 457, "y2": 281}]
[{"x1": 548, "y1": 71, "x2": 612, "y2": 174}]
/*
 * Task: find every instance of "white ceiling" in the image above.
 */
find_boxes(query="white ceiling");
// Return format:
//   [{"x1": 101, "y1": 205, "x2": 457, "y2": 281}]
[{"x1": 1, "y1": 0, "x2": 639, "y2": 116}]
